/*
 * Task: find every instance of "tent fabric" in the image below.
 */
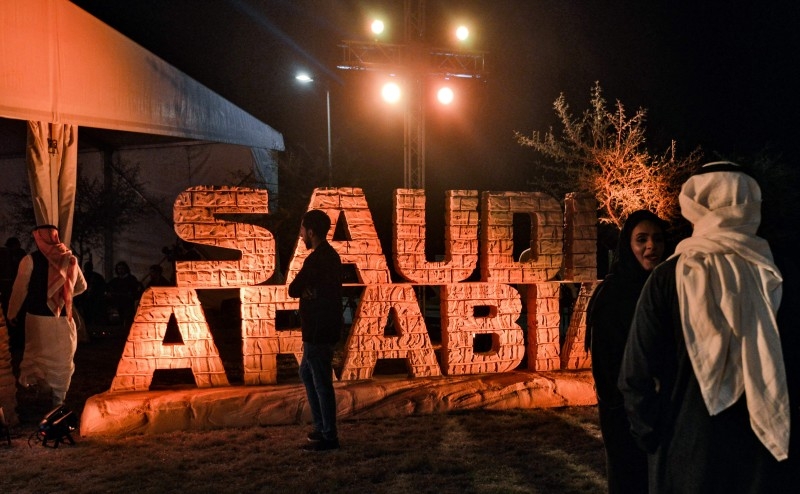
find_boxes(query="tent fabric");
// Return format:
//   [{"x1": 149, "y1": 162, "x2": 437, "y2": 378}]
[
  {"x1": 0, "y1": 141, "x2": 276, "y2": 281},
  {"x1": 251, "y1": 147, "x2": 280, "y2": 212},
  {"x1": 0, "y1": 0, "x2": 285, "y2": 410},
  {"x1": 101, "y1": 142, "x2": 276, "y2": 283},
  {"x1": 0, "y1": 0, "x2": 284, "y2": 152},
  {"x1": 26, "y1": 122, "x2": 78, "y2": 245}
]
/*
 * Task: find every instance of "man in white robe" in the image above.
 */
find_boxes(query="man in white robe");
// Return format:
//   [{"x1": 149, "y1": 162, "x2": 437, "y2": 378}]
[{"x1": 7, "y1": 225, "x2": 86, "y2": 407}]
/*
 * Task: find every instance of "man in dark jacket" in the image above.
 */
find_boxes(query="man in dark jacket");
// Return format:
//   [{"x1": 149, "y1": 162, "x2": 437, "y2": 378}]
[{"x1": 289, "y1": 209, "x2": 343, "y2": 452}]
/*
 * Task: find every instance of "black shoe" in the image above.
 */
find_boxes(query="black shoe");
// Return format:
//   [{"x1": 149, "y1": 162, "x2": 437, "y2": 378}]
[
  {"x1": 301, "y1": 438, "x2": 340, "y2": 452},
  {"x1": 307, "y1": 430, "x2": 324, "y2": 442}
]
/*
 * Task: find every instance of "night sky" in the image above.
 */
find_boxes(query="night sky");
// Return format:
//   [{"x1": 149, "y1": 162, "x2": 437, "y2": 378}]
[{"x1": 67, "y1": 0, "x2": 800, "y2": 233}]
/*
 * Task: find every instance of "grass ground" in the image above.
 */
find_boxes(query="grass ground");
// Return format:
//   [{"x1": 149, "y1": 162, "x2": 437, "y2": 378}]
[{"x1": 2, "y1": 324, "x2": 606, "y2": 494}]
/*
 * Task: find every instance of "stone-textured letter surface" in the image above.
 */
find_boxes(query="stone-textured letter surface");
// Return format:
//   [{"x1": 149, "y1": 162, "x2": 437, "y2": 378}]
[
  {"x1": 240, "y1": 285, "x2": 302, "y2": 385},
  {"x1": 102, "y1": 187, "x2": 599, "y2": 393},
  {"x1": 286, "y1": 188, "x2": 391, "y2": 285},
  {"x1": 341, "y1": 284, "x2": 441, "y2": 380},
  {"x1": 481, "y1": 191, "x2": 563, "y2": 283},
  {"x1": 441, "y1": 283, "x2": 524, "y2": 375},
  {"x1": 525, "y1": 282, "x2": 562, "y2": 371},
  {"x1": 563, "y1": 193, "x2": 598, "y2": 281},
  {"x1": 110, "y1": 287, "x2": 229, "y2": 392},
  {"x1": 560, "y1": 282, "x2": 598, "y2": 370},
  {"x1": 173, "y1": 186, "x2": 275, "y2": 288},
  {"x1": 393, "y1": 189, "x2": 479, "y2": 284}
]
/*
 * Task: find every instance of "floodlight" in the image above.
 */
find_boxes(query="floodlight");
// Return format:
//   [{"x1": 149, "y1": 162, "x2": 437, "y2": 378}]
[
  {"x1": 437, "y1": 87, "x2": 454, "y2": 105},
  {"x1": 382, "y1": 82, "x2": 401, "y2": 104}
]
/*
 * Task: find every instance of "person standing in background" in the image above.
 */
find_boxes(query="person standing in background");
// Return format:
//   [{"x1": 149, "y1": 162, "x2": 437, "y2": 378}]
[
  {"x1": 73, "y1": 260, "x2": 106, "y2": 328},
  {"x1": 144, "y1": 264, "x2": 171, "y2": 288},
  {"x1": 106, "y1": 261, "x2": 142, "y2": 331},
  {"x1": 585, "y1": 210, "x2": 669, "y2": 493},
  {"x1": 0, "y1": 237, "x2": 26, "y2": 350}
]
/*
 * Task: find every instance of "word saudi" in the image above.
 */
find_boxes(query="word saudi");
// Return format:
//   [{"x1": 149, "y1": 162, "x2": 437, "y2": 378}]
[{"x1": 109, "y1": 186, "x2": 598, "y2": 392}]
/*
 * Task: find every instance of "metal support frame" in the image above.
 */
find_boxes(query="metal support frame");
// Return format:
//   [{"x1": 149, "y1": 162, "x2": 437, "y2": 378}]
[{"x1": 337, "y1": 0, "x2": 486, "y2": 189}]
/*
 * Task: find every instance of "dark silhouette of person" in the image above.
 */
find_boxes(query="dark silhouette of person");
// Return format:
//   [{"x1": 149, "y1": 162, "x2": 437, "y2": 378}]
[
  {"x1": 1, "y1": 237, "x2": 27, "y2": 350},
  {"x1": 106, "y1": 261, "x2": 142, "y2": 331},
  {"x1": 73, "y1": 260, "x2": 106, "y2": 327},
  {"x1": 144, "y1": 264, "x2": 171, "y2": 288}
]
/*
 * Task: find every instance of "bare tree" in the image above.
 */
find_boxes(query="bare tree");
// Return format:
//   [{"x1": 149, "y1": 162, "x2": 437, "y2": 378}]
[
  {"x1": 516, "y1": 82, "x2": 702, "y2": 229},
  {"x1": 72, "y1": 160, "x2": 156, "y2": 264},
  {"x1": 0, "y1": 160, "x2": 151, "y2": 264}
]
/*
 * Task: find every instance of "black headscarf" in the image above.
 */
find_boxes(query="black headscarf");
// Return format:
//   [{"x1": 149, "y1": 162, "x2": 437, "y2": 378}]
[
  {"x1": 585, "y1": 210, "x2": 668, "y2": 351},
  {"x1": 609, "y1": 209, "x2": 669, "y2": 284}
]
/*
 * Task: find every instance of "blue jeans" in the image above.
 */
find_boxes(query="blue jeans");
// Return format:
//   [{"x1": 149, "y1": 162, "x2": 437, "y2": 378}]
[{"x1": 299, "y1": 342, "x2": 337, "y2": 440}]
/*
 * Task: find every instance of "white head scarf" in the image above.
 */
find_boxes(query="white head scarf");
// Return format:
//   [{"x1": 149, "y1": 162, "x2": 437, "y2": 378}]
[{"x1": 673, "y1": 161, "x2": 789, "y2": 460}]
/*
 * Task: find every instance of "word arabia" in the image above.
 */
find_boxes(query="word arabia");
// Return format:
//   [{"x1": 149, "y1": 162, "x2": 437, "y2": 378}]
[{"x1": 109, "y1": 186, "x2": 598, "y2": 392}]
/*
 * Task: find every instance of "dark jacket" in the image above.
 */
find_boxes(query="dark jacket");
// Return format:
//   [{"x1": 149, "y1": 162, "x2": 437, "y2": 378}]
[
  {"x1": 587, "y1": 209, "x2": 665, "y2": 406},
  {"x1": 587, "y1": 267, "x2": 649, "y2": 407},
  {"x1": 288, "y1": 241, "x2": 343, "y2": 345}
]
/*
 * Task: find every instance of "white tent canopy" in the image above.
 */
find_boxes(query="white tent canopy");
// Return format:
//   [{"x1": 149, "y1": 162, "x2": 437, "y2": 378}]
[
  {"x1": 0, "y1": 0, "x2": 284, "y2": 150},
  {"x1": 0, "y1": 0, "x2": 284, "y2": 245},
  {"x1": 0, "y1": 0, "x2": 284, "y2": 428}
]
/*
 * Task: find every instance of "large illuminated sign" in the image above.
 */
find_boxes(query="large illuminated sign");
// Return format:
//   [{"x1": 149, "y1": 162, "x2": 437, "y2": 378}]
[{"x1": 108, "y1": 186, "x2": 597, "y2": 392}]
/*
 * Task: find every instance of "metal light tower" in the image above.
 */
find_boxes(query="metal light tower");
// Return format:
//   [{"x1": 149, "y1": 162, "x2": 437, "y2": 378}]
[
  {"x1": 337, "y1": 0, "x2": 487, "y2": 188},
  {"x1": 295, "y1": 73, "x2": 333, "y2": 187}
]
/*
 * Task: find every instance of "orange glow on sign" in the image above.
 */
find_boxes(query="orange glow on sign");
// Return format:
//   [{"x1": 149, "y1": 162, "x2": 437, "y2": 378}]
[{"x1": 107, "y1": 186, "x2": 598, "y2": 392}]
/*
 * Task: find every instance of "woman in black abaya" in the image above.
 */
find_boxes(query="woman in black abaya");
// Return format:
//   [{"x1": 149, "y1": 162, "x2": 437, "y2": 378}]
[{"x1": 586, "y1": 210, "x2": 668, "y2": 493}]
